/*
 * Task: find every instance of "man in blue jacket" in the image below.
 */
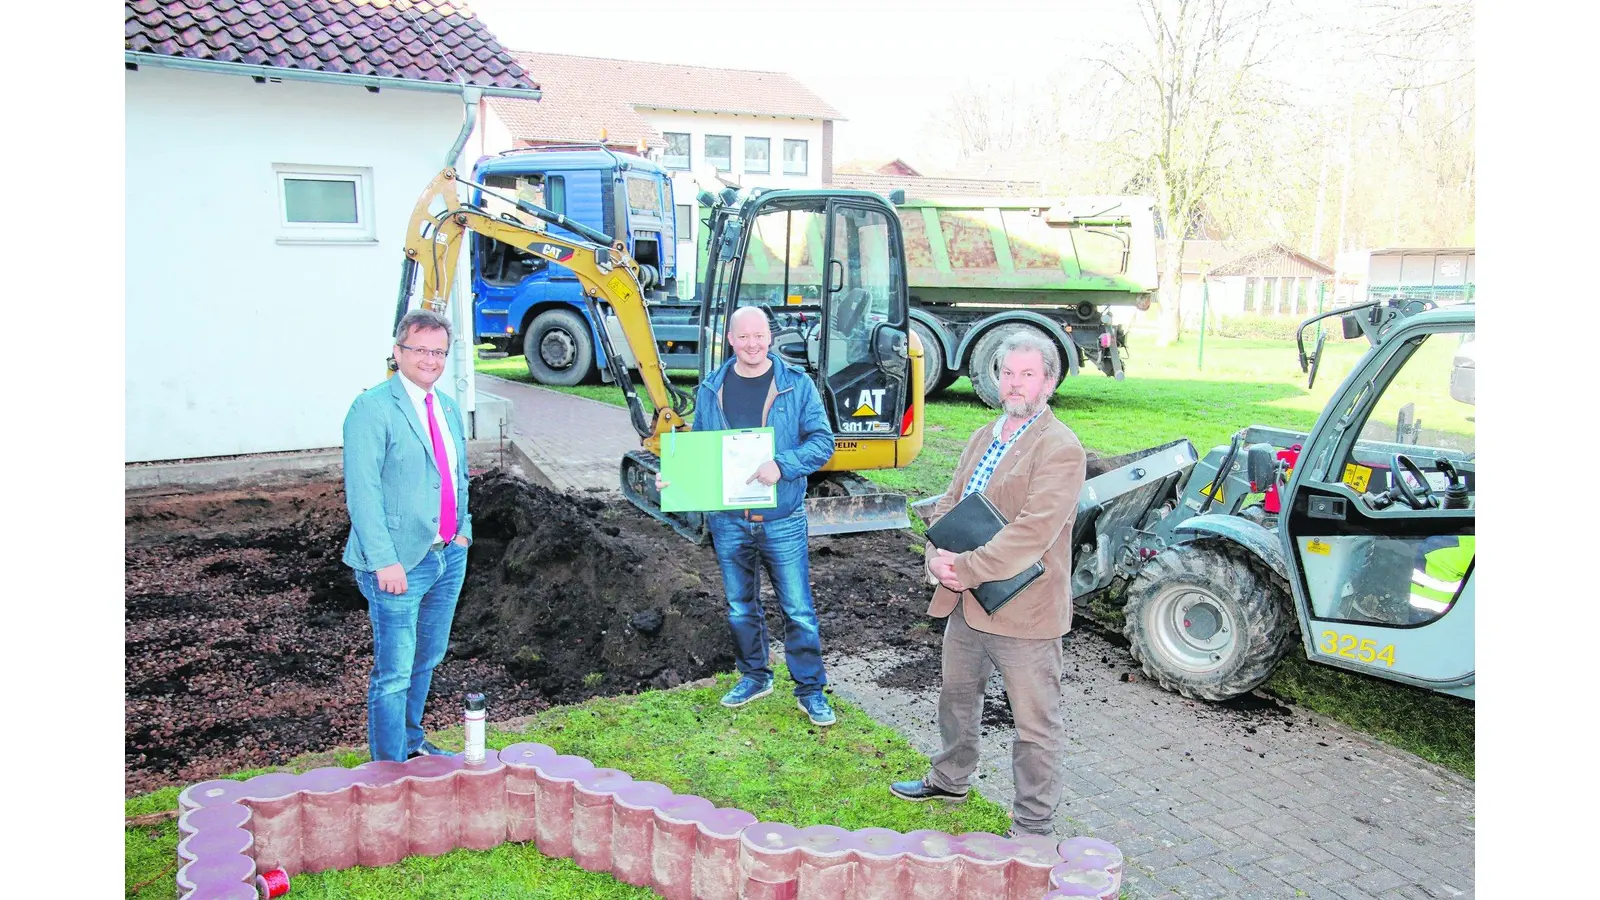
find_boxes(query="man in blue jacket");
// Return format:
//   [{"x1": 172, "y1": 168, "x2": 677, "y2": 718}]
[
  {"x1": 662, "y1": 305, "x2": 838, "y2": 725},
  {"x1": 342, "y1": 309, "x2": 473, "y2": 762}
]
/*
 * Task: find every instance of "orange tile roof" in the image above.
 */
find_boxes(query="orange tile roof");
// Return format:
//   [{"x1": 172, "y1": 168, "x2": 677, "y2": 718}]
[
  {"x1": 487, "y1": 51, "x2": 841, "y2": 145},
  {"x1": 125, "y1": 0, "x2": 538, "y2": 93}
]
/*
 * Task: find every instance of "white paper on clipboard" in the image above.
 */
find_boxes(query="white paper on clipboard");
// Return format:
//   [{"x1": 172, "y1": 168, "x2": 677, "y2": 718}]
[{"x1": 721, "y1": 431, "x2": 777, "y2": 506}]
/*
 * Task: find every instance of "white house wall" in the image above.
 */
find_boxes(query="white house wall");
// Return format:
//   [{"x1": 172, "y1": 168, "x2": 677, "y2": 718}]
[
  {"x1": 473, "y1": 97, "x2": 515, "y2": 167},
  {"x1": 648, "y1": 111, "x2": 825, "y2": 300},
  {"x1": 126, "y1": 67, "x2": 470, "y2": 462}
]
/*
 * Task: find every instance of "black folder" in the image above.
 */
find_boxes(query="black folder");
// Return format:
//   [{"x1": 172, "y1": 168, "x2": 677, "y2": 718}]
[{"x1": 924, "y1": 492, "x2": 1044, "y2": 615}]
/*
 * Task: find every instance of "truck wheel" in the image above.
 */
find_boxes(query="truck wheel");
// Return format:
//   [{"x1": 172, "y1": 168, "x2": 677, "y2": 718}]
[
  {"x1": 969, "y1": 323, "x2": 1059, "y2": 409},
  {"x1": 524, "y1": 308, "x2": 596, "y2": 386},
  {"x1": 910, "y1": 321, "x2": 950, "y2": 399},
  {"x1": 1123, "y1": 541, "x2": 1297, "y2": 702}
]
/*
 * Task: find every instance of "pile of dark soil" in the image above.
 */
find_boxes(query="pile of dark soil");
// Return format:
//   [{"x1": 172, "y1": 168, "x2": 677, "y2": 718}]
[
  {"x1": 124, "y1": 470, "x2": 943, "y2": 797},
  {"x1": 449, "y1": 471, "x2": 738, "y2": 697}
]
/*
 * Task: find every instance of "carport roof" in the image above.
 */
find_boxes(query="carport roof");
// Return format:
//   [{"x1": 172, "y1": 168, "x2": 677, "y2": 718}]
[{"x1": 125, "y1": 0, "x2": 540, "y2": 96}]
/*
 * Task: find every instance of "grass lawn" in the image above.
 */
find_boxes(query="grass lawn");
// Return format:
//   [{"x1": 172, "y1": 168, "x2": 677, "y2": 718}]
[
  {"x1": 471, "y1": 335, "x2": 1474, "y2": 782},
  {"x1": 126, "y1": 671, "x2": 1011, "y2": 899}
]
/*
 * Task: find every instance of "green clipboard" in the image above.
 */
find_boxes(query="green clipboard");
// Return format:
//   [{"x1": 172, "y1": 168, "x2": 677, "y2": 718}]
[{"x1": 659, "y1": 427, "x2": 777, "y2": 512}]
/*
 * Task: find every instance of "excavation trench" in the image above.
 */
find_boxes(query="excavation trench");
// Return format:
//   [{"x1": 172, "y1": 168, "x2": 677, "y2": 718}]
[{"x1": 124, "y1": 470, "x2": 941, "y2": 796}]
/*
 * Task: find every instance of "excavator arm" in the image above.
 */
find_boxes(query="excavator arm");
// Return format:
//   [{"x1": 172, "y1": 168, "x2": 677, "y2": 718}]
[{"x1": 391, "y1": 167, "x2": 692, "y2": 452}]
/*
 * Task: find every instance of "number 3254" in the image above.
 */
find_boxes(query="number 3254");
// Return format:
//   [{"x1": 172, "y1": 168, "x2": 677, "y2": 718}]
[{"x1": 1319, "y1": 631, "x2": 1396, "y2": 667}]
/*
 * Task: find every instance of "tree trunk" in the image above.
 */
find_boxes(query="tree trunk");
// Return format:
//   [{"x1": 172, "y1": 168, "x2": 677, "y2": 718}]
[{"x1": 1156, "y1": 236, "x2": 1185, "y2": 346}]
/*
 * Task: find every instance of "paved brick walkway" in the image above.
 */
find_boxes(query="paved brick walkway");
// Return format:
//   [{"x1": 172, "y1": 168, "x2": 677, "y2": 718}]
[
  {"x1": 480, "y1": 375, "x2": 1476, "y2": 900},
  {"x1": 479, "y1": 375, "x2": 642, "y2": 494}
]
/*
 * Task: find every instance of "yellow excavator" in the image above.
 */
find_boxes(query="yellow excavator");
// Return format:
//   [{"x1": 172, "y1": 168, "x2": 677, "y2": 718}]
[{"x1": 389, "y1": 167, "x2": 924, "y2": 541}]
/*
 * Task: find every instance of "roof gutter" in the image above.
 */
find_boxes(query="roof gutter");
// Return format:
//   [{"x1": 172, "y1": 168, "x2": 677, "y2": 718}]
[{"x1": 124, "y1": 51, "x2": 542, "y2": 100}]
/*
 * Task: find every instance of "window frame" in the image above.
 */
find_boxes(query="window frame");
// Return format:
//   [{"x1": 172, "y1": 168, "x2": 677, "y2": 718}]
[
  {"x1": 674, "y1": 204, "x2": 693, "y2": 244},
  {"x1": 273, "y1": 163, "x2": 375, "y2": 244},
  {"x1": 705, "y1": 134, "x2": 733, "y2": 173},
  {"x1": 782, "y1": 139, "x2": 809, "y2": 176},
  {"x1": 662, "y1": 132, "x2": 691, "y2": 170},
  {"x1": 743, "y1": 136, "x2": 771, "y2": 174}
]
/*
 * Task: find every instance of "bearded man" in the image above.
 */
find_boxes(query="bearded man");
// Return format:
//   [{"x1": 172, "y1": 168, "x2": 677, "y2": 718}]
[{"x1": 888, "y1": 329, "x2": 1088, "y2": 838}]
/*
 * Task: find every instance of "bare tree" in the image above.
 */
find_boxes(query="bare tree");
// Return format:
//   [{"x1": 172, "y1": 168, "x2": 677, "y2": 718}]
[{"x1": 1083, "y1": 0, "x2": 1286, "y2": 344}]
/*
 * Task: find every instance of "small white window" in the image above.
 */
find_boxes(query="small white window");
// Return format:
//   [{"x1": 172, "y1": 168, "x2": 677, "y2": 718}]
[{"x1": 273, "y1": 164, "x2": 375, "y2": 243}]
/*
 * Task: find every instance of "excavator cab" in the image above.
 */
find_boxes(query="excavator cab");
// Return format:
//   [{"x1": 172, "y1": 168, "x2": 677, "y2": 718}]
[{"x1": 693, "y1": 188, "x2": 924, "y2": 535}]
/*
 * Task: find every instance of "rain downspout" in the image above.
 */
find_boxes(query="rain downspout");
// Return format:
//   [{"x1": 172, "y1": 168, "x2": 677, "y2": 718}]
[{"x1": 448, "y1": 86, "x2": 483, "y2": 436}]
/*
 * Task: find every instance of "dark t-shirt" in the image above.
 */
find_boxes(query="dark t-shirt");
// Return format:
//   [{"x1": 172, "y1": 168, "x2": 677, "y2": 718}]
[{"x1": 723, "y1": 366, "x2": 774, "y2": 429}]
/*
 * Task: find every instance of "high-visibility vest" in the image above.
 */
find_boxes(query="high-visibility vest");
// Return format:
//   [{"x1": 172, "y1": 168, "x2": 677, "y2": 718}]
[{"x1": 1410, "y1": 535, "x2": 1474, "y2": 613}]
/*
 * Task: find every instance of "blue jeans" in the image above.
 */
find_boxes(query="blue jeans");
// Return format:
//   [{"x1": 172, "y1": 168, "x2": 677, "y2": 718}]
[
  {"x1": 708, "y1": 511, "x2": 827, "y2": 697},
  {"x1": 354, "y1": 541, "x2": 468, "y2": 762}
]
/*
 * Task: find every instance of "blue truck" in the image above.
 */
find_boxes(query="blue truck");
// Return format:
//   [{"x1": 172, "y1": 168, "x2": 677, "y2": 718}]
[{"x1": 470, "y1": 146, "x2": 694, "y2": 384}]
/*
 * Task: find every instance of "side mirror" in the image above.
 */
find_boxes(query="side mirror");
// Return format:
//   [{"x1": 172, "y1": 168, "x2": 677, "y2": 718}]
[
  {"x1": 871, "y1": 322, "x2": 909, "y2": 377},
  {"x1": 1307, "y1": 331, "x2": 1327, "y2": 389},
  {"x1": 887, "y1": 189, "x2": 906, "y2": 205},
  {"x1": 1450, "y1": 363, "x2": 1475, "y2": 405},
  {"x1": 717, "y1": 218, "x2": 743, "y2": 262},
  {"x1": 1245, "y1": 443, "x2": 1277, "y2": 490},
  {"x1": 1341, "y1": 314, "x2": 1362, "y2": 340},
  {"x1": 1450, "y1": 337, "x2": 1475, "y2": 405}
]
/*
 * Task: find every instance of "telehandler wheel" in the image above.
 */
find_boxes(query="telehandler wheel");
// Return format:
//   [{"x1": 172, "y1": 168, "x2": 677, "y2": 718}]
[
  {"x1": 524, "y1": 308, "x2": 596, "y2": 386},
  {"x1": 1123, "y1": 540, "x2": 1297, "y2": 702}
]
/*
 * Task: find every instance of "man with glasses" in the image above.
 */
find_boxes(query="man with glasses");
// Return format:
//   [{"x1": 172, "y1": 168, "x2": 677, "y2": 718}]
[{"x1": 341, "y1": 309, "x2": 473, "y2": 762}]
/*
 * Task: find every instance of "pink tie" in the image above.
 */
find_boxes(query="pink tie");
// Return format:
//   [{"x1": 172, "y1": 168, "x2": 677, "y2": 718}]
[{"x1": 425, "y1": 393, "x2": 457, "y2": 543}]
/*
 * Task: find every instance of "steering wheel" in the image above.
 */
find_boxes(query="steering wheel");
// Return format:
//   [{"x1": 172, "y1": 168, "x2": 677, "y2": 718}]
[{"x1": 1390, "y1": 454, "x2": 1436, "y2": 510}]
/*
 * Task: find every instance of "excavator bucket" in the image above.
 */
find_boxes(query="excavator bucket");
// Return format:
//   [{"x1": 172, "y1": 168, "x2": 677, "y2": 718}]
[
  {"x1": 623, "y1": 451, "x2": 910, "y2": 541},
  {"x1": 803, "y1": 472, "x2": 912, "y2": 537},
  {"x1": 804, "y1": 492, "x2": 912, "y2": 536}
]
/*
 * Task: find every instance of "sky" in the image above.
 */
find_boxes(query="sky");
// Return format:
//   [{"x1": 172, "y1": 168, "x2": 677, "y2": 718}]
[{"x1": 465, "y1": 0, "x2": 1140, "y2": 164}]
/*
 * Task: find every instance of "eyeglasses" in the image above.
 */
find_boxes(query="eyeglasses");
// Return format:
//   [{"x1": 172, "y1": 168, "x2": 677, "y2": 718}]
[{"x1": 398, "y1": 344, "x2": 450, "y2": 359}]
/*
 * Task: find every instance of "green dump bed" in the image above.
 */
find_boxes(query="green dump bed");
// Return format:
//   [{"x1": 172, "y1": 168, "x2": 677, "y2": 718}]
[{"x1": 892, "y1": 196, "x2": 1160, "y2": 308}]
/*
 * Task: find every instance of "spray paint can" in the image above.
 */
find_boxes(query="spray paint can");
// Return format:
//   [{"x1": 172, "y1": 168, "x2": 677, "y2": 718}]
[{"x1": 464, "y1": 692, "x2": 487, "y2": 764}]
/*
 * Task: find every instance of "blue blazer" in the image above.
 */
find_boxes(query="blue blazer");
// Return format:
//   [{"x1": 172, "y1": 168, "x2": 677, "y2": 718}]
[{"x1": 342, "y1": 375, "x2": 473, "y2": 573}]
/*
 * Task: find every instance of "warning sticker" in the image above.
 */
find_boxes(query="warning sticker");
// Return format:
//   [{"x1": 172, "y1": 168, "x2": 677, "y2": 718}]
[
  {"x1": 1199, "y1": 481, "x2": 1225, "y2": 503},
  {"x1": 1342, "y1": 464, "x2": 1372, "y2": 492},
  {"x1": 1306, "y1": 538, "x2": 1332, "y2": 556}
]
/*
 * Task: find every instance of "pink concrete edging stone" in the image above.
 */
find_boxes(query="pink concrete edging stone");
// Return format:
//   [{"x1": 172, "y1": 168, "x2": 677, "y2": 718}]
[{"x1": 174, "y1": 744, "x2": 1122, "y2": 898}]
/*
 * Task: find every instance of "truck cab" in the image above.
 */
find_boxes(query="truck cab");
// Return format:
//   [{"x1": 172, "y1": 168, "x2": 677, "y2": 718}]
[{"x1": 470, "y1": 147, "x2": 677, "y2": 385}]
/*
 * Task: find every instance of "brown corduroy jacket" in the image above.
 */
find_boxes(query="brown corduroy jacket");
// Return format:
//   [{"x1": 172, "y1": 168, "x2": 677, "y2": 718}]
[{"x1": 922, "y1": 408, "x2": 1088, "y2": 639}]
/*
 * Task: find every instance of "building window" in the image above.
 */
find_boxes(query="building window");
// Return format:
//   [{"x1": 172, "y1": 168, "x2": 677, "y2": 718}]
[
  {"x1": 706, "y1": 135, "x2": 732, "y2": 172},
  {"x1": 274, "y1": 164, "x2": 374, "y2": 242},
  {"x1": 675, "y1": 204, "x2": 693, "y2": 243},
  {"x1": 744, "y1": 137, "x2": 770, "y2": 174},
  {"x1": 783, "y1": 139, "x2": 808, "y2": 176},
  {"x1": 662, "y1": 133, "x2": 690, "y2": 170}
]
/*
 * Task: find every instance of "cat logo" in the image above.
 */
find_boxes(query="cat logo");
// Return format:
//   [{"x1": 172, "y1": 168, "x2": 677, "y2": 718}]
[
  {"x1": 531, "y1": 242, "x2": 574, "y2": 262},
  {"x1": 852, "y1": 388, "x2": 887, "y2": 417}
]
